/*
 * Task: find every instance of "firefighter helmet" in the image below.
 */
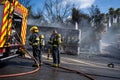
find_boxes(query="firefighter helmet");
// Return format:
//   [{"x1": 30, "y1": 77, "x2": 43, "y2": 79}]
[
  {"x1": 30, "y1": 26, "x2": 39, "y2": 32},
  {"x1": 52, "y1": 30, "x2": 57, "y2": 34},
  {"x1": 57, "y1": 33, "x2": 61, "y2": 38},
  {"x1": 39, "y1": 34, "x2": 44, "y2": 39}
]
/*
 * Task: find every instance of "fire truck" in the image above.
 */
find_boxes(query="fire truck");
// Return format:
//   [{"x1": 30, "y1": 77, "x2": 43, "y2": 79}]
[{"x1": 0, "y1": 0, "x2": 28, "y2": 61}]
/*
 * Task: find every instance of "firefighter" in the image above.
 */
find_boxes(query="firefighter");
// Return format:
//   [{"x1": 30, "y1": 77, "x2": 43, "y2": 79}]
[
  {"x1": 39, "y1": 34, "x2": 45, "y2": 49},
  {"x1": 39, "y1": 34, "x2": 45, "y2": 63},
  {"x1": 28, "y1": 26, "x2": 40, "y2": 67},
  {"x1": 48, "y1": 30, "x2": 62, "y2": 67}
]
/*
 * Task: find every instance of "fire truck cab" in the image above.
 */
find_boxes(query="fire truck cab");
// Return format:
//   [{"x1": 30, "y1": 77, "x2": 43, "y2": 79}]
[{"x1": 0, "y1": 0, "x2": 28, "y2": 61}]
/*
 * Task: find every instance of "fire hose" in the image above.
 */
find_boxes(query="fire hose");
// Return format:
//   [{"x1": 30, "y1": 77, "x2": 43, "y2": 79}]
[
  {"x1": 43, "y1": 62, "x2": 96, "y2": 80},
  {"x1": 0, "y1": 48, "x2": 40, "y2": 78}
]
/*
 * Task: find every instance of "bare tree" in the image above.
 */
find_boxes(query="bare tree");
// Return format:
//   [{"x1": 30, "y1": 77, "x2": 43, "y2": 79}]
[
  {"x1": 89, "y1": 5, "x2": 106, "y2": 33},
  {"x1": 115, "y1": 8, "x2": 120, "y2": 23},
  {"x1": 72, "y1": 8, "x2": 80, "y2": 24},
  {"x1": 44, "y1": 0, "x2": 73, "y2": 23}
]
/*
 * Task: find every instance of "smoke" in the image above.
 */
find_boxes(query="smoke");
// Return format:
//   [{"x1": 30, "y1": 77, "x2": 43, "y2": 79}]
[
  {"x1": 101, "y1": 25, "x2": 120, "y2": 50},
  {"x1": 100, "y1": 23, "x2": 120, "y2": 59},
  {"x1": 61, "y1": 0, "x2": 95, "y2": 9}
]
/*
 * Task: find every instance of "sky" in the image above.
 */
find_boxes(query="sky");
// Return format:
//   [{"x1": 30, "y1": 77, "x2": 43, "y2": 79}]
[
  {"x1": 30, "y1": 0, "x2": 120, "y2": 14},
  {"x1": 94, "y1": 0, "x2": 120, "y2": 13}
]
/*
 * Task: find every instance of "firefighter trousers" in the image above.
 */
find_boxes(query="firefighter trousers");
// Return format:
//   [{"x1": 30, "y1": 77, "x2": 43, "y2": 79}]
[
  {"x1": 32, "y1": 46, "x2": 42, "y2": 64},
  {"x1": 52, "y1": 47, "x2": 60, "y2": 65}
]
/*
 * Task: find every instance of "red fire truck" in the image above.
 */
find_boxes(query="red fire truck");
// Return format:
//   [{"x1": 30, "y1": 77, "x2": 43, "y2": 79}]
[{"x1": 0, "y1": 0, "x2": 28, "y2": 61}]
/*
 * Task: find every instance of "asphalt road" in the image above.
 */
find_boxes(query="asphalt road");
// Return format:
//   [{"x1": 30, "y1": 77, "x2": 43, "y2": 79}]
[{"x1": 0, "y1": 52, "x2": 120, "y2": 80}]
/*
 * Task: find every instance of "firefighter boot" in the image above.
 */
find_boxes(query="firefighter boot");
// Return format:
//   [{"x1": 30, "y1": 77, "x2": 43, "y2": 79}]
[
  {"x1": 32, "y1": 63, "x2": 39, "y2": 67},
  {"x1": 52, "y1": 64, "x2": 58, "y2": 67}
]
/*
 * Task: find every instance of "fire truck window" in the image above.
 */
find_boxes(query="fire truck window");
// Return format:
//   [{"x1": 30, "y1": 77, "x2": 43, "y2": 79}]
[{"x1": 13, "y1": 14, "x2": 22, "y2": 43}]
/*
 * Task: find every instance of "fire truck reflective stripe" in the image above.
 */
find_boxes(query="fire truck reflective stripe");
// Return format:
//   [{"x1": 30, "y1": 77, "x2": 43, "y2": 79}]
[
  {"x1": 20, "y1": 5, "x2": 28, "y2": 45},
  {"x1": 1, "y1": 37, "x2": 6, "y2": 46},
  {"x1": 8, "y1": 3, "x2": 14, "y2": 35},
  {"x1": 2, "y1": 2, "x2": 10, "y2": 31},
  {"x1": 4, "y1": 8, "x2": 9, "y2": 16},
  {"x1": 2, "y1": 24, "x2": 8, "y2": 35},
  {"x1": 0, "y1": 28, "x2": 7, "y2": 47},
  {"x1": 4, "y1": 2, "x2": 9, "y2": 11},
  {"x1": 1, "y1": 22, "x2": 7, "y2": 35},
  {"x1": 3, "y1": 5, "x2": 10, "y2": 22},
  {"x1": 0, "y1": 21, "x2": 12, "y2": 39},
  {"x1": 8, "y1": 27, "x2": 12, "y2": 34},
  {"x1": 15, "y1": 1, "x2": 18, "y2": 6},
  {"x1": 10, "y1": 3, "x2": 14, "y2": 14},
  {"x1": 2, "y1": 19, "x2": 7, "y2": 30},
  {"x1": 4, "y1": 1, "x2": 9, "y2": 11},
  {"x1": 1, "y1": 22, "x2": 8, "y2": 41},
  {"x1": 10, "y1": 7, "x2": 13, "y2": 14},
  {"x1": 21, "y1": 12, "x2": 28, "y2": 45},
  {"x1": 21, "y1": 21, "x2": 25, "y2": 44},
  {"x1": 3, "y1": 12, "x2": 8, "y2": 22},
  {"x1": 0, "y1": 1, "x2": 10, "y2": 47},
  {"x1": 1, "y1": 29, "x2": 7, "y2": 41},
  {"x1": 23, "y1": 23, "x2": 27, "y2": 44},
  {"x1": 0, "y1": 38, "x2": 6, "y2": 47},
  {"x1": 0, "y1": 23, "x2": 12, "y2": 47},
  {"x1": 2, "y1": 9, "x2": 9, "y2": 33},
  {"x1": 8, "y1": 19, "x2": 12, "y2": 35}
]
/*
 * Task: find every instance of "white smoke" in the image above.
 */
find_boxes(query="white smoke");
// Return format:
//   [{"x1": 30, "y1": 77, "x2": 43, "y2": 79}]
[{"x1": 61, "y1": 0, "x2": 95, "y2": 9}]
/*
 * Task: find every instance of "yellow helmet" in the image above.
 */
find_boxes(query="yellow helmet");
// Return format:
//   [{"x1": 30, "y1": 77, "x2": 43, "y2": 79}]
[
  {"x1": 30, "y1": 26, "x2": 39, "y2": 32},
  {"x1": 39, "y1": 34, "x2": 44, "y2": 39},
  {"x1": 57, "y1": 33, "x2": 61, "y2": 38}
]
